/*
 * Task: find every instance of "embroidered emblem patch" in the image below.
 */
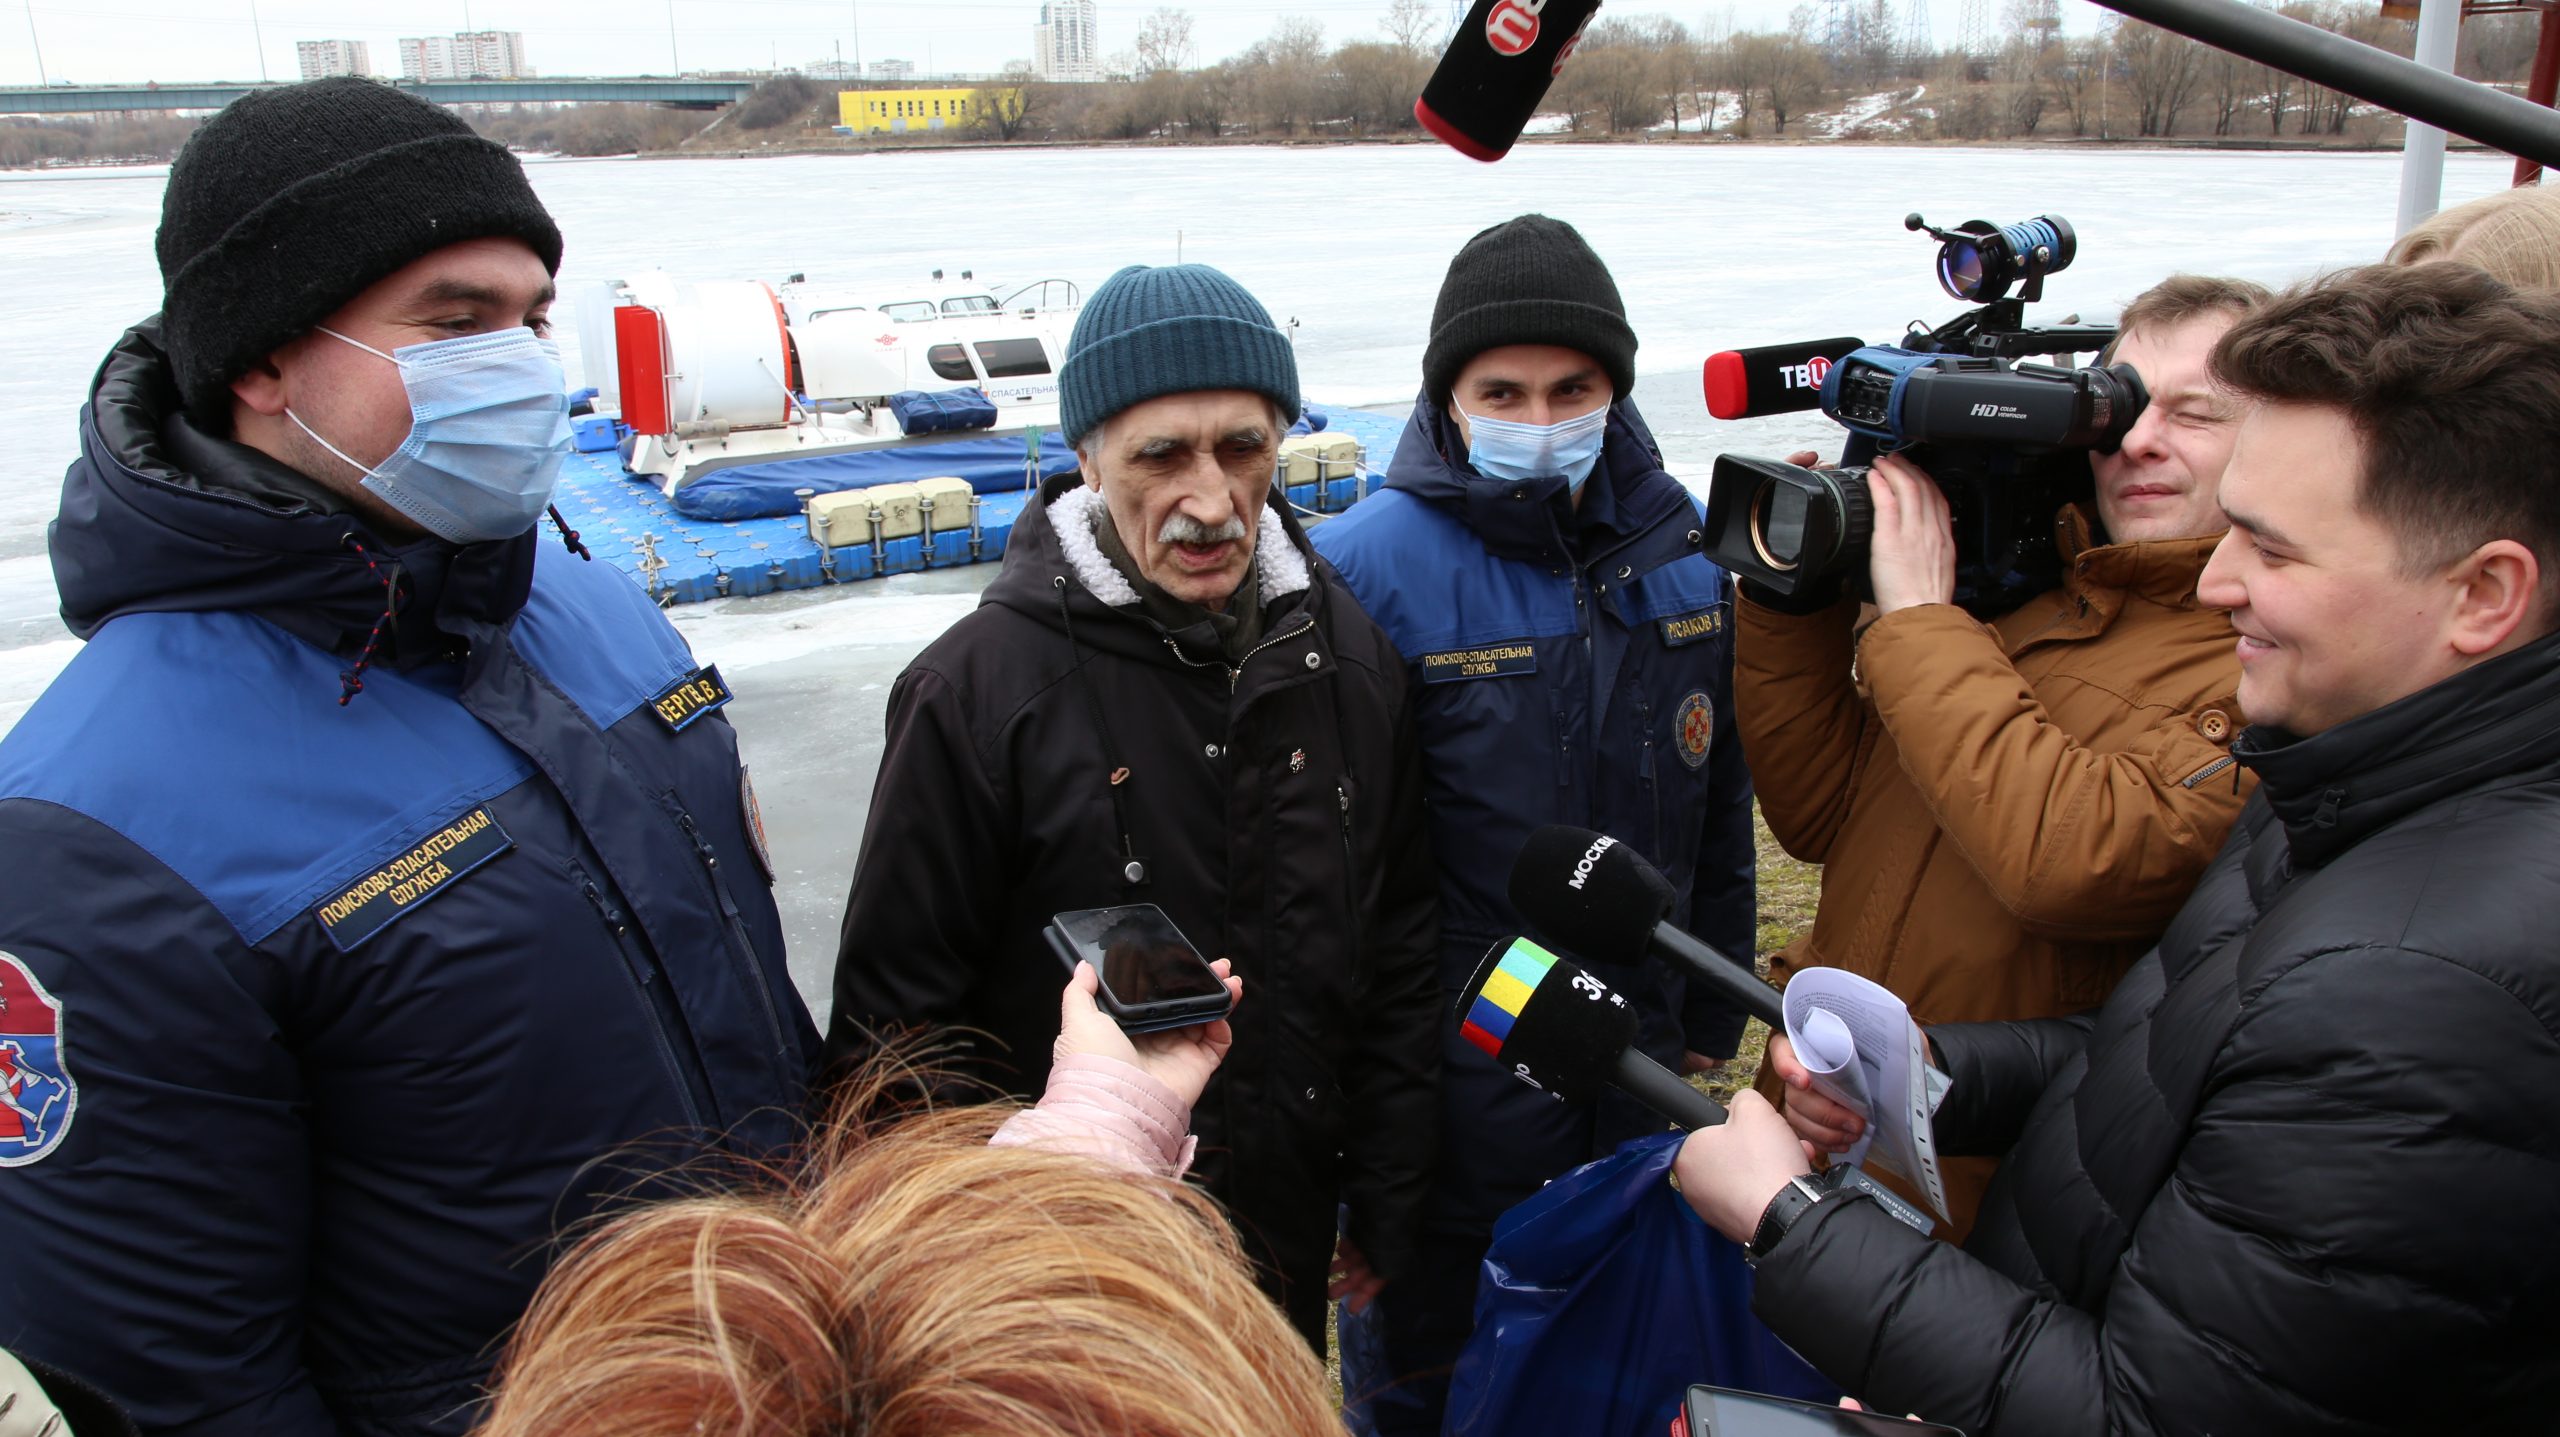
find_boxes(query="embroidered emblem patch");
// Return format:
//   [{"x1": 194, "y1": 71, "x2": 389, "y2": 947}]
[
  {"x1": 315, "y1": 807, "x2": 516, "y2": 952},
  {"x1": 1419, "y1": 642, "x2": 1538, "y2": 683},
  {"x1": 1659, "y1": 605, "x2": 1728, "y2": 647},
  {"x1": 0, "y1": 951, "x2": 77, "y2": 1168},
  {"x1": 740, "y1": 765, "x2": 775, "y2": 883},
  {"x1": 1674, "y1": 690, "x2": 1714, "y2": 771},
  {"x1": 651, "y1": 665, "x2": 734, "y2": 733}
]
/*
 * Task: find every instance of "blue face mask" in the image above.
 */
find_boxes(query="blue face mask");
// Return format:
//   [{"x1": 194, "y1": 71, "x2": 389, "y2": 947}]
[
  {"x1": 287, "y1": 326, "x2": 571, "y2": 545},
  {"x1": 1460, "y1": 404, "x2": 1611, "y2": 494}
]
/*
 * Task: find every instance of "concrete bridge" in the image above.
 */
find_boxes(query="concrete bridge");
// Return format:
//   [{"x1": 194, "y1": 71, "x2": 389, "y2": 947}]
[{"x1": 0, "y1": 77, "x2": 760, "y2": 116}]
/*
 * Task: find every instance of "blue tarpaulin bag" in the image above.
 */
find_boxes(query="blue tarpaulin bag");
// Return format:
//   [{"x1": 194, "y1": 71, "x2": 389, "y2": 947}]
[
  {"x1": 1446, "y1": 1133, "x2": 1840, "y2": 1437},
  {"x1": 889, "y1": 387, "x2": 999, "y2": 434}
]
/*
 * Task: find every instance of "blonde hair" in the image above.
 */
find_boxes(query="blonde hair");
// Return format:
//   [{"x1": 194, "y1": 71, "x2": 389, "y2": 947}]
[
  {"x1": 2386, "y1": 185, "x2": 2560, "y2": 293},
  {"x1": 477, "y1": 1078, "x2": 1339, "y2": 1437}
]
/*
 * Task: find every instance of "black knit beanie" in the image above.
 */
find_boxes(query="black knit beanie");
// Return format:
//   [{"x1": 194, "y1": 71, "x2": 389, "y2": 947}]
[
  {"x1": 1422, "y1": 214, "x2": 1637, "y2": 410},
  {"x1": 156, "y1": 76, "x2": 565, "y2": 426}
]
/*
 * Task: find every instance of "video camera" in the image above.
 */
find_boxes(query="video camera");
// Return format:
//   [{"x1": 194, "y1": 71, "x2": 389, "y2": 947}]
[{"x1": 1701, "y1": 214, "x2": 2146, "y2": 619}]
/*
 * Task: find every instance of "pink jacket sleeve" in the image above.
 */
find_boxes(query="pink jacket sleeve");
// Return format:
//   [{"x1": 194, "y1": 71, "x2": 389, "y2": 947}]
[{"x1": 987, "y1": 1052, "x2": 1198, "y2": 1177}]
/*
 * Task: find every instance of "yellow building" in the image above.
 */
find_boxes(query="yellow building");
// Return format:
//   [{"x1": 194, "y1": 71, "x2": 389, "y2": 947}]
[{"x1": 837, "y1": 87, "x2": 1022, "y2": 135}]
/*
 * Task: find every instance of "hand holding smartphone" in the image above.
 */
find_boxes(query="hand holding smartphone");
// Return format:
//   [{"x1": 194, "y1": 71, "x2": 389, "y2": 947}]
[
  {"x1": 1045, "y1": 906, "x2": 1241, "y2": 1112},
  {"x1": 1044, "y1": 905, "x2": 1236, "y2": 1034}
]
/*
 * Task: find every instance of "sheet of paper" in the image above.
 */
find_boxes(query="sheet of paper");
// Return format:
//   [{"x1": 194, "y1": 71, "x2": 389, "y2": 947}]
[
  {"x1": 1781, "y1": 967, "x2": 1948, "y2": 1222},
  {"x1": 1789, "y1": 1007, "x2": 1876, "y2": 1167}
]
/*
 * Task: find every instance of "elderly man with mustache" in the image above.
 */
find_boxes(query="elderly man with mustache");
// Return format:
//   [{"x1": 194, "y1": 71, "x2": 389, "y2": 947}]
[{"x1": 824, "y1": 264, "x2": 1442, "y2": 1355}]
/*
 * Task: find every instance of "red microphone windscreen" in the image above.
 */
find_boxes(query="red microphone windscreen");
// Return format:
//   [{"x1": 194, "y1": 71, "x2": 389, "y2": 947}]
[
  {"x1": 1416, "y1": 0, "x2": 1604, "y2": 162},
  {"x1": 1700, "y1": 338, "x2": 1867, "y2": 421}
]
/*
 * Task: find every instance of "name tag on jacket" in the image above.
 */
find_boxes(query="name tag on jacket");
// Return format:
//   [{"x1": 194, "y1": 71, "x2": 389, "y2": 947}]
[
  {"x1": 1658, "y1": 606, "x2": 1727, "y2": 647},
  {"x1": 1420, "y1": 642, "x2": 1538, "y2": 683}
]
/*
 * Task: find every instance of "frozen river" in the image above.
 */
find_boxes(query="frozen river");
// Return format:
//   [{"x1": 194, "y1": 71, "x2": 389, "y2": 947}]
[{"x1": 0, "y1": 141, "x2": 2518, "y2": 1010}]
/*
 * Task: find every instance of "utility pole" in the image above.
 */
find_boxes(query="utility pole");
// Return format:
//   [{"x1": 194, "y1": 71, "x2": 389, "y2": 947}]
[
  {"x1": 23, "y1": 0, "x2": 46, "y2": 86},
  {"x1": 250, "y1": 0, "x2": 270, "y2": 82},
  {"x1": 853, "y1": 0, "x2": 864, "y2": 73}
]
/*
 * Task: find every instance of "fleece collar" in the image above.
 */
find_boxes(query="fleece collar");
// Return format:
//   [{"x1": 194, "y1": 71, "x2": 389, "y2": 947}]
[{"x1": 1047, "y1": 483, "x2": 1311, "y2": 608}]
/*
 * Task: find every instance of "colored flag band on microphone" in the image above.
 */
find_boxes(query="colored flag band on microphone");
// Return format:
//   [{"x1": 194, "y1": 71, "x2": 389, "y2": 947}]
[{"x1": 1461, "y1": 936, "x2": 1561, "y2": 1058}]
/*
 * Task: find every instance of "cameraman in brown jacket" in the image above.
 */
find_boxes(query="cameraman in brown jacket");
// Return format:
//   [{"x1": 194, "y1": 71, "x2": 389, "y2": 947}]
[{"x1": 1742, "y1": 276, "x2": 2265, "y2": 1236}]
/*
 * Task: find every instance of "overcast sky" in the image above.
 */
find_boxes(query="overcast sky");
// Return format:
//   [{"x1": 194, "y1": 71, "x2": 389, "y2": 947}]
[{"x1": 12, "y1": 0, "x2": 2120, "y2": 87}]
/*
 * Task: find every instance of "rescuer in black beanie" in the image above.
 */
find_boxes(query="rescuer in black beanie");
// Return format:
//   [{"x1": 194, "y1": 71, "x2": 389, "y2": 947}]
[
  {"x1": 155, "y1": 76, "x2": 565, "y2": 428},
  {"x1": 1420, "y1": 214, "x2": 1638, "y2": 411}
]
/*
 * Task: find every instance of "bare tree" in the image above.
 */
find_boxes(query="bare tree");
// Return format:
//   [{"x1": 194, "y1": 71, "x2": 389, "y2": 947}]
[
  {"x1": 2113, "y1": 19, "x2": 2206, "y2": 135},
  {"x1": 1554, "y1": 17, "x2": 1670, "y2": 133},
  {"x1": 2203, "y1": 40, "x2": 2253, "y2": 134},
  {"x1": 2044, "y1": 35, "x2": 2107, "y2": 136},
  {"x1": 1238, "y1": 17, "x2": 1328, "y2": 134},
  {"x1": 970, "y1": 76, "x2": 1046, "y2": 141},
  {"x1": 1179, "y1": 63, "x2": 1236, "y2": 138},
  {"x1": 1331, "y1": 41, "x2": 1427, "y2": 133},
  {"x1": 1630, "y1": 16, "x2": 1701, "y2": 132},
  {"x1": 1760, "y1": 33, "x2": 1828, "y2": 133},
  {"x1": 1381, "y1": 0, "x2": 1443, "y2": 59},
  {"x1": 1134, "y1": 8, "x2": 1196, "y2": 78}
]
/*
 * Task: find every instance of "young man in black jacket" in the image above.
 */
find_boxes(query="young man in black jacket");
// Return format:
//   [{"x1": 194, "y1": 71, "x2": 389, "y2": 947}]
[
  {"x1": 824, "y1": 263, "x2": 1440, "y2": 1352},
  {"x1": 1677, "y1": 262, "x2": 2560, "y2": 1435}
]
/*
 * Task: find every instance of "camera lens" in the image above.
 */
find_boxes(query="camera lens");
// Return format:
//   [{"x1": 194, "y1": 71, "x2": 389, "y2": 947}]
[
  {"x1": 1743, "y1": 465, "x2": 1874, "y2": 576},
  {"x1": 1938, "y1": 239, "x2": 1987, "y2": 301}
]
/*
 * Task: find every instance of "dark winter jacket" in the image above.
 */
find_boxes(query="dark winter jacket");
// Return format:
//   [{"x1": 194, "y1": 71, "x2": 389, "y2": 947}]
[
  {"x1": 0, "y1": 324, "x2": 817, "y2": 1437},
  {"x1": 1312, "y1": 397, "x2": 1755, "y2": 1228},
  {"x1": 1750, "y1": 630, "x2": 2560, "y2": 1435},
  {"x1": 823, "y1": 474, "x2": 1441, "y2": 1345}
]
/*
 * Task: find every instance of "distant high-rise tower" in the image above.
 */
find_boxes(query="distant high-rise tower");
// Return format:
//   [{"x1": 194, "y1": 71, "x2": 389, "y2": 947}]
[
  {"x1": 398, "y1": 30, "x2": 531, "y2": 80},
  {"x1": 295, "y1": 39, "x2": 369, "y2": 81},
  {"x1": 1033, "y1": 0, "x2": 1101, "y2": 81}
]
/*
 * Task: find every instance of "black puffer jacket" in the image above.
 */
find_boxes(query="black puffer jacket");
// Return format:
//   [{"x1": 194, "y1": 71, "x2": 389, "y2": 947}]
[
  {"x1": 1752, "y1": 632, "x2": 2560, "y2": 1435},
  {"x1": 824, "y1": 474, "x2": 1441, "y2": 1346}
]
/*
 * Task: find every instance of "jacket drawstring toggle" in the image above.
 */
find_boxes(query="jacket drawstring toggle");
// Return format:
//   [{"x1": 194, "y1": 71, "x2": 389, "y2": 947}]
[{"x1": 337, "y1": 533, "x2": 398, "y2": 707}]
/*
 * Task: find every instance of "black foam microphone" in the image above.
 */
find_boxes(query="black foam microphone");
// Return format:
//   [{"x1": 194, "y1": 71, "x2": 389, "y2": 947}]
[
  {"x1": 1457, "y1": 936, "x2": 1725, "y2": 1129},
  {"x1": 1701, "y1": 338, "x2": 1867, "y2": 421},
  {"x1": 1416, "y1": 0, "x2": 1605, "y2": 162},
  {"x1": 1507, "y1": 826, "x2": 1786, "y2": 1031}
]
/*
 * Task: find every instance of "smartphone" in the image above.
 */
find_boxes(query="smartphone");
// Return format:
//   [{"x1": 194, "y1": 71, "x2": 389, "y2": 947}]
[
  {"x1": 1676, "y1": 1386, "x2": 1965, "y2": 1437},
  {"x1": 1043, "y1": 904, "x2": 1235, "y2": 1035}
]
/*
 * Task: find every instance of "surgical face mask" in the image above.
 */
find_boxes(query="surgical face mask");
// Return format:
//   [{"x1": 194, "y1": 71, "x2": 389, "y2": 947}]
[
  {"x1": 286, "y1": 325, "x2": 571, "y2": 545},
  {"x1": 1460, "y1": 404, "x2": 1610, "y2": 494}
]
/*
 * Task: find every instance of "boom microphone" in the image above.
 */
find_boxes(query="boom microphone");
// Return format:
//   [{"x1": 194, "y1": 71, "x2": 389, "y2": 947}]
[
  {"x1": 1416, "y1": 0, "x2": 1605, "y2": 162},
  {"x1": 1508, "y1": 826, "x2": 1786, "y2": 1031},
  {"x1": 1456, "y1": 936, "x2": 1725, "y2": 1129},
  {"x1": 1702, "y1": 338, "x2": 1867, "y2": 421}
]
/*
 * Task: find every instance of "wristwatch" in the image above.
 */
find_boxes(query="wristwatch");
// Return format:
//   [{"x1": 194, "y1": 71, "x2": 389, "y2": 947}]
[{"x1": 1747, "y1": 1173, "x2": 1832, "y2": 1261}]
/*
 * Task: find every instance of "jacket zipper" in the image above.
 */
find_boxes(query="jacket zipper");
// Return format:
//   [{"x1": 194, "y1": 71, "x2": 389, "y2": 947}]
[
  {"x1": 674, "y1": 810, "x2": 793, "y2": 1065},
  {"x1": 571, "y1": 861, "x2": 708, "y2": 1130},
  {"x1": 1162, "y1": 615, "x2": 1319, "y2": 693},
  {"x1": 1337, "y1": 782, "x2": 1365, "y2": 964}
]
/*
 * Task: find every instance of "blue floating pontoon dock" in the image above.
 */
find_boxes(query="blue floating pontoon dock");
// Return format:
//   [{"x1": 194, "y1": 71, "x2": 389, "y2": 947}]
[{"x1": 557, "y1": 403, "x2": 1410, "y2": 605}]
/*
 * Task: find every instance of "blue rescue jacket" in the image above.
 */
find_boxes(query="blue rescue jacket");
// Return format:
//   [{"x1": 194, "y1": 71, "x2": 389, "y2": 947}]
[
  {"x1": 1314, "y1": 396, "x2": 1756, "y2": 1224},
  {"x1": 0, "y1": 326, "x2": 817, "y2": 1435}
]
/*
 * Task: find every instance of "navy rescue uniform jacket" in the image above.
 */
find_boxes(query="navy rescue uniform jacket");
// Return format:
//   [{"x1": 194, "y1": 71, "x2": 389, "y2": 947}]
[
  {"x1": 0, "y1": 324, "x2": 817, "y2": 1436},
  {"x1": 1313, "y1": 396, "x2": 1757, "y2": 1230}
]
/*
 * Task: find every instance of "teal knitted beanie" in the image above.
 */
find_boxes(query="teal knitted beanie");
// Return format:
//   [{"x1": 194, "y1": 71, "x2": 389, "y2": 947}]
[{"x1": 1059, "y1": 264, "x2": 1301, "y2": 447}]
